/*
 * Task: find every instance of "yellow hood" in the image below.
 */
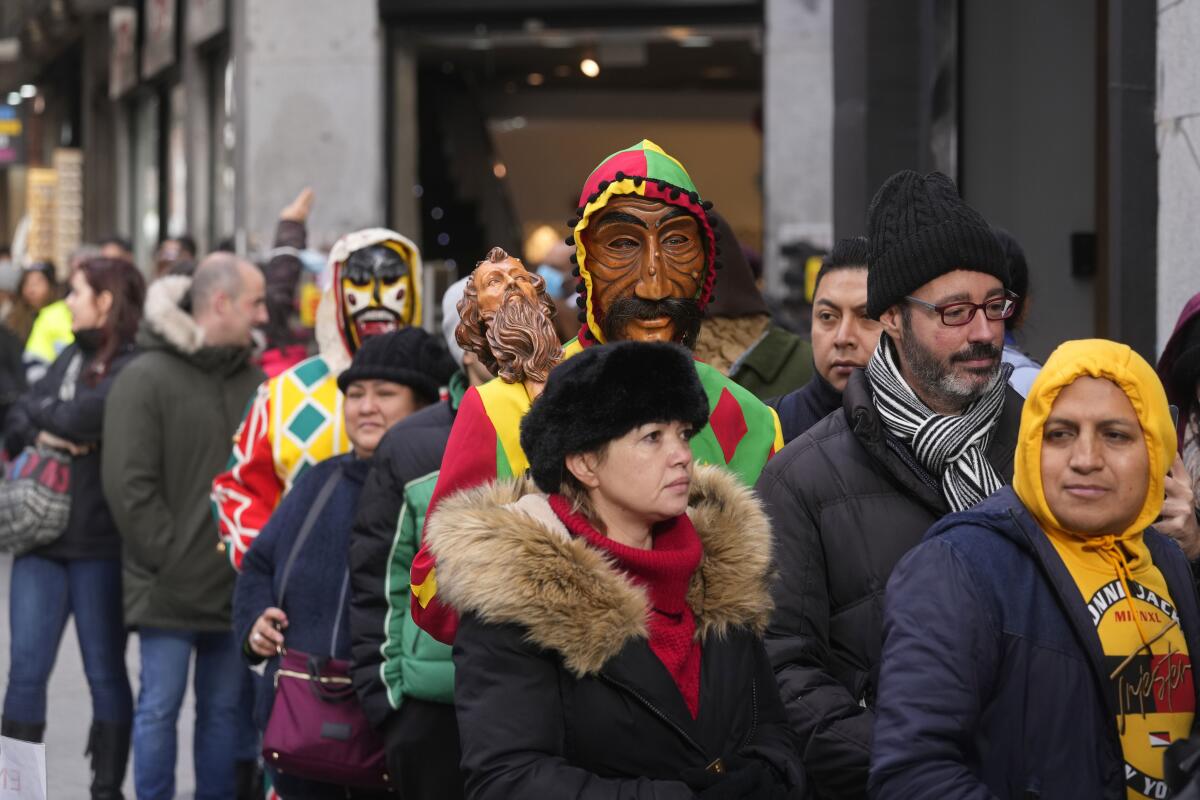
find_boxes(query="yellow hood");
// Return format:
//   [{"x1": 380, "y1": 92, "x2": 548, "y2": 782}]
[{"x1": 1013, "y1": 338, "x2": 1176, "y2": 540}]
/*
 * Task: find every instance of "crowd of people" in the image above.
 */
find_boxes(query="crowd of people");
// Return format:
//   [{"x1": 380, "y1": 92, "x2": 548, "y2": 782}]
[{"x1": 0, "y1": 137, "x2": 1199, "y2": 800}]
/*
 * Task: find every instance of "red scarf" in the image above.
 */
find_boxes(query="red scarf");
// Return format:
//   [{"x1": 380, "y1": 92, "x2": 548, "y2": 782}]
[{"x1": 548, "y1": 494, "x2": 704, "y2": 717}]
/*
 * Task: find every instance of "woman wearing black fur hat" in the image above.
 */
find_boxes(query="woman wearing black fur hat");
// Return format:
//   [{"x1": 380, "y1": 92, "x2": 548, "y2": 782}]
[{"x1": 425, "y1": 341, "x2": 806, "y2": 799}]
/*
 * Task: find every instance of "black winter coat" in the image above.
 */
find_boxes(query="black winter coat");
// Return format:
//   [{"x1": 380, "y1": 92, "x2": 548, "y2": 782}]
[
  {"x1": 426, "y1": 466, "x2": 807, "y2": 799},
  {"x1": 754, "y1": 368, "x2": 1022, "y2": 799},
  {"x1": 5, "y1": 342, "x2": 136, "y2": 560},
  {"x1": 349, "y1": 391, "x2": 459, "y2": 728},
  {"x1": 769, "y1": 372, "x2": 842, "y2": 446}
]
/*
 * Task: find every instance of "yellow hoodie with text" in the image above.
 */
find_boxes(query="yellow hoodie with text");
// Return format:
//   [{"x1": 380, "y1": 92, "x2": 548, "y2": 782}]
[{"x1": 1014, "y1": 339, "x2": 1193, "y2": 800}]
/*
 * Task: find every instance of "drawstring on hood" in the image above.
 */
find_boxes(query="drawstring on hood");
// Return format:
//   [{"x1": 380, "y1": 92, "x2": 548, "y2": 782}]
[{"x1": 1014, "y1": 339, "x2": 1178, "y2": 651}]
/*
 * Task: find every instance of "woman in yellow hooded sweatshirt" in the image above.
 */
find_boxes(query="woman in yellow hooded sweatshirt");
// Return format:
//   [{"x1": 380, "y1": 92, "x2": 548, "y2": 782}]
[{"x1": 869, "y1": 339, "x2": 1200, "y2": 800}]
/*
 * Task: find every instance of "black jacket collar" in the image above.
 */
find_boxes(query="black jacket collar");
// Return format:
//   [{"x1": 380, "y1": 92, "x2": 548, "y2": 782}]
[{"x1": 841, "y1": 369, "x2": 1023, "y2": 514}]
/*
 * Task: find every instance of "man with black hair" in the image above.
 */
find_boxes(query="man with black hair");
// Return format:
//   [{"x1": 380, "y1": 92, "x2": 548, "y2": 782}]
[
  {"x1": 98, "y1": 236, "x2": 134, "y2": 263},
  {"x1": 772, "y1": 236, "x2": 880, "y2": 443},
  {"x1": 758, "y1": 171, "x2": 1024, "y2": 798}
]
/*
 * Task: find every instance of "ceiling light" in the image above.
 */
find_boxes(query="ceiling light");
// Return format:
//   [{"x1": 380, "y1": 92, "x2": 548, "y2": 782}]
[
  {"x1": 526, "y1": 72, "x2": 544, "y2": 87},
  {"x1": 493, "y1": 162, "x2": 508, "y2": 179},
  {"x1": 19, "y1": 84, "x2": 35, "y2": 98},
  {"x1": 5, "y1": 92, "x2": 19, "y2": 106},
  {"x1": 580, "y1": 58, "x2": 600, "y2": 78}
]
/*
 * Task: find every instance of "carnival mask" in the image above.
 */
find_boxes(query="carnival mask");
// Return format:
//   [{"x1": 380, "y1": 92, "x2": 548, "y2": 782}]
[
  {"x1": 457, "y1": 247, "x2": 561, "y2": 385},
  {"x1": 581, "y1": 195, "x2": 705, "y2": 346},
  {"x1": 336, "y1": 240, "x2": 418, "y2": 352}
]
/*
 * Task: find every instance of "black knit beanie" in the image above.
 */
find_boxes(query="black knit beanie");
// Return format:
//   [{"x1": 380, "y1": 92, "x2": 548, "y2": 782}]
[
  {"x1": 866, "y1": 170, "x2": 1009, "y2": 319},
  {"x1": 337, "y1": 327, "x2": 457, "y2": 404},
  {"x1": 519, "y1": 341, "x2": 709, "y2": 494}
]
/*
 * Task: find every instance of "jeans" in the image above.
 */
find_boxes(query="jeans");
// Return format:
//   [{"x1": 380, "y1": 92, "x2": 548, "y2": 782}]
[
  {"x1": 3, "y1": 555, "x2": 132, "y2": 726},
  {"x1": 132, "y1": 627, "x2": 243, "y2": 800}
]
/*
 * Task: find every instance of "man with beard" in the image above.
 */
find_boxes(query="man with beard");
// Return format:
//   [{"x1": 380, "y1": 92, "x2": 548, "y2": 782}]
[
  {"x1": 756, "y1": 170, "x2": 1024, "y2": 799},
  {"x1": 212, "y1": 227, "x2": 423, "y2": 569},
  {"x1": 409, "y1": 139, "x2": 784, "y2": 645}
]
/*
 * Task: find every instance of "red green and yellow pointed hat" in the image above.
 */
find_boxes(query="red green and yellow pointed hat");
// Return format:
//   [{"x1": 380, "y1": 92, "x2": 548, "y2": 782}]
[{"x1": 566, "y1": 140, "x2": 721, "y2": 344}]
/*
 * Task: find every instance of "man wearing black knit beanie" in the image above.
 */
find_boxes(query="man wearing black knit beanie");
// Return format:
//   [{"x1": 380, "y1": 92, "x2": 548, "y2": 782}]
[{"x1": 755, "y1": 169, "x2": 1025, "y2": 798}]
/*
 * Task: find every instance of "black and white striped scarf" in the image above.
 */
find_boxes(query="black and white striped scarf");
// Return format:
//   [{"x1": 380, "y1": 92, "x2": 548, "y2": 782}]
[{"x1": 867, "y1": 336, "x2": 1012, "y2": 512}]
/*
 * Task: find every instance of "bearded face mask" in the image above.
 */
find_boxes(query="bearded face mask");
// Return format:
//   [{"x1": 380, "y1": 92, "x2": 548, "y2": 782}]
[{"x1": 335, "y1": 241, "x2": 419, "y2": 352}]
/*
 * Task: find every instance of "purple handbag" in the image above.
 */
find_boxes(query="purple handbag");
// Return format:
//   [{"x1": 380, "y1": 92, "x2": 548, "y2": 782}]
[
  {"x1": 260, "y1": 467, "x2": 392, "y2": 790},
  {"x1": 262, "y1": 649, "x2": 390, "y2": 788}
]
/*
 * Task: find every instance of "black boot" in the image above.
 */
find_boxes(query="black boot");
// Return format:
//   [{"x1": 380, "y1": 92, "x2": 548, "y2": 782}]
[
  {"x1": 235, "y1": 758, "x2": 265, "y2": 800},
  {"x1": 0, "y1": 717, "x2": 44, "y2": 743},
  {"x1": 86, "y1": 720, "x2": 131, "y2": 800}
]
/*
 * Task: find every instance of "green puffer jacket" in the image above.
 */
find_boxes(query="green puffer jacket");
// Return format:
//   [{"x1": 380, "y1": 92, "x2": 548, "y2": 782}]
[
  {"x1": 102, "y1": 275, "x2": 264, "y2": 631},
  {"x1": 380, "y1": 470, "x2": 455, "y2": 706}
]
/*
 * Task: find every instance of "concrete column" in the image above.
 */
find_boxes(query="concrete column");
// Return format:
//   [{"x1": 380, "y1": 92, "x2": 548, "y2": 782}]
[
  {"x1": 1157, "y1": 0, "x2": 1200, "y2": 349},
  {"x1": 762, "y1": 0, "x2": 833, "y2": 295},
  {"x1": 234, "y1": 0, "x2": 385, "y2": 251}
]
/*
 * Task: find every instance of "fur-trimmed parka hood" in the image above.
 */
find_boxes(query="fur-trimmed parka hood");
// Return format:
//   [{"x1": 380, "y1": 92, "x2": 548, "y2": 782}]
[
  {"x1": 142, "y1": 275, "x2": 205, "y2": 355},
  {"x1": 139, "y1": 274, "x2": 253, "y2": 374},
  {"x1": 424, "y1": 464, "x2": 775, "y2": 677}
]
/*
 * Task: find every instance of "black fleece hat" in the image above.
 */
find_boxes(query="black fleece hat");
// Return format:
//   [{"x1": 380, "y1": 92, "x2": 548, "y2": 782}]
[
  {"x1": 866, "y1": 170, "x2": 1009, "y2": 319},
  {"x1": 337, "y1": 327, "x2": 457, "y2": 403},
  {"x1": 520, "y1": 341, "x2": 710, "y2": 494}
]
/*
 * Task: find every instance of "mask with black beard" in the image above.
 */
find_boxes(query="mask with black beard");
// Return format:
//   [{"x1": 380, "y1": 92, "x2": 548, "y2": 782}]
[
  {"x1": 600, "y1": 297, "x2": 703, "y2": 349},
  {"x1": 897, "y1": 310, "x2": 1002, "y2": 410},
  {"x1": 485, "y1": 292, "x2": 562, "y2": 384}
]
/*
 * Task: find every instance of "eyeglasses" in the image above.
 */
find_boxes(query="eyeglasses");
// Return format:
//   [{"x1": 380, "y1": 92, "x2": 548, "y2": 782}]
[{"x1": 904, "y1": 291, "x2": 1019, "y2": 327}]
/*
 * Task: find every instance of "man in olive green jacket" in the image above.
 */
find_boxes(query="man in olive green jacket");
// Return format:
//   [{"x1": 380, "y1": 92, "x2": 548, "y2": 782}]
[{"x1": 102, "y1": 253, "x2": 266, "y2": 800}]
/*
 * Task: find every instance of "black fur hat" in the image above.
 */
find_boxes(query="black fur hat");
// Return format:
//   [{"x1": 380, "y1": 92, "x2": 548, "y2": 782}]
[{"x1": 520, "y1": 341, "x2": 709, "y2": 494}]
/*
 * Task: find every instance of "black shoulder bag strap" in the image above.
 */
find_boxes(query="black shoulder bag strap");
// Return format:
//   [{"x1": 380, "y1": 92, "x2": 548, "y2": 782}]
[{"x1": 277, "y1": 464, "x2": 343, "y2": 610}]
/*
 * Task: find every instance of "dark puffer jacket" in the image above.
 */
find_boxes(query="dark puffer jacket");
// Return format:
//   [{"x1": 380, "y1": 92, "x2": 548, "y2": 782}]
[
  {"x1": 427, "y1": 466, "x2": 807, "y2": 799},
  {"x1": 5, "y1": 341, "x2": 136, "y2": 560},
  {"x1": 754, "y1": 368, "x2": 1022, "y2": 799},
  {"x1": 871, "y1": 488, "x2": 1200, "y2": 799}
]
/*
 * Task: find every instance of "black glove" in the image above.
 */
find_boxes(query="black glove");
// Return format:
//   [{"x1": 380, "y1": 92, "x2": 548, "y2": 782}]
[{"x1": 682, "y1": 757, "x2": 770, "y2": 799}]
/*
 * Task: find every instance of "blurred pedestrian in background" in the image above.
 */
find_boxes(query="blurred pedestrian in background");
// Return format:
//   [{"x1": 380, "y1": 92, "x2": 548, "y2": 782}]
[
  {"x1": 994, "y1": 227, "x2": 1042, "y2": 397},
  {"x1": 18, "y1": 262, "x2": 75, "y2": 382},
  {"x1": 1, "y1": 257, "x2": 145, "y2": 800},
  {"x1": 1156, "y1": 290, "x2": 1200, "y2": 560},
  {"x1": 102, "y1": 253, "x2": 267, "y2": 800},
  {"x1": 694, "y1": 213, "x2": 814, "y2": 400}
]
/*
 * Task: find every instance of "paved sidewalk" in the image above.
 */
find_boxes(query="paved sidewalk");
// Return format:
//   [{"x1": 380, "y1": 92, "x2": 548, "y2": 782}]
[{"x1": 0, "y1": 554, "x2": 197, "y2": 799}]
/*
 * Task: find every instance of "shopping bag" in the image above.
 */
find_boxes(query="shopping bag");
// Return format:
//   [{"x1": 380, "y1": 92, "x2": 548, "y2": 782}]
[{"x1": 0, "y1": 735, "x2": 46, "y2": 799}]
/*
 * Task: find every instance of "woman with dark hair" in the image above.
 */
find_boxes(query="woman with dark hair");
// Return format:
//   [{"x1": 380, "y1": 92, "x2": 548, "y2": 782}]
[
  {"x1": 1, "y1": 257, "x2": 146, "y2": 799},
  {"x1": 427, "y1": 341, "x2": 806, "y2": 799}
]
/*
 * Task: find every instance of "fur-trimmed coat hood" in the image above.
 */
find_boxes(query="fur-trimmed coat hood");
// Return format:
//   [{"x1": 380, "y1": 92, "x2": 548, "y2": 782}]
[
  {"x1": 139, "y1": 274, "x2": 253, "y2": 374},
  {"x1": 424, "y1": 463, "x2": 775, "y2": 677},
  {"x1": 142, "y1": 275, "x2": 205, "y2": 355}
]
